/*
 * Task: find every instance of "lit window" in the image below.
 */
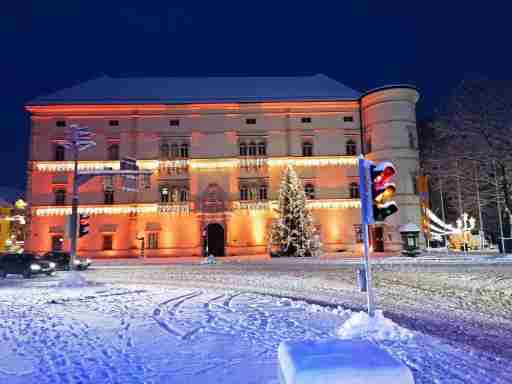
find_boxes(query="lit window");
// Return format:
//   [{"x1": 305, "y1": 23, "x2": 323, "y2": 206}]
[
  {"x1": 160, "y1": 186, "x2": 169, "y2": 203},
  {"x1": 147, "y1": 232, "x2": 159, "y2": 249},
  {"x1": 102, "y1": 235, "x2": 113, "y2": 250},
  {"x1": 180, "y1": 143, "x2": 189, "y2": 158},
  {"x1": 240, "y1": 186, "x2": 249, "y2": 201},
  {"x1": 56, "y1": 120, "x2": 66, "y2": 127},
  {"x1": 248, "y1": 142, "x2": 257, "y2": 156},
  {"x1": 259, "y1": 185, "x2": 268, "y2": 200},
  {"x1": 248, "y1": 186, "x2": 257, "y2": 201},
  {"x1": 301, "y1": 117, "x2": 312, "y2": 123},
  {"x1": 302, "y1": 141, "x2": 313, "y2": 157},
  {"x1": 108, "y1": 144, "x2": 120, "y2": 161},
  {"x1": 346, "y1": 140, "x2": 356, "y2": 156},
  {"x1": 344, "y1": 116, "x2": 354, "y2": 122},
  {"x1": 246, "y1": 118, "x2": 256, "y2": 125},
  {"x1": 169, "y1": 119, "x2": 180, "y2": 126},
  {"x1": 54, "y1": 189, "x2": 66, "y2": 205},
  {"x1": 258, "y1": 142, "x2": 267, "y2": 156},
  {"x1": 239, "y1": 142, "x2": 247, "y2": 156},
  {"x1": 305, "y1": 184, "x2": 315, "y2": 199},
  {"x1": 170, "y1": 188, "x2": 179, "y2": 203},
  {"x1": 51, "y1": 235, "x2": 63, "y2": 251},
  {"x1": 109, "y1": 120, "x2": 119, "y2": 126},
  {"x1": 55, "y1": 145, "x2": 65, "y2": 161},
  {"x1": 104, "y1": 190, "x2": 114, "y2": 205},
  {"x1": 350, "y1": 182, "x2": 359, "y2": 198},
  {"x1": 160, "y1": 143, "x2": 169, "y2": 158}
]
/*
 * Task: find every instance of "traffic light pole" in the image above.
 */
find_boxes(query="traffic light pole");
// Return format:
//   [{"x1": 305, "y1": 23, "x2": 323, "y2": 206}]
[
  {"x1": 362, "y1": 222, "x2": 375, "y2": 317},
  {"x1": 69, "y1": 142, "x2": 79, "y2": 271}
]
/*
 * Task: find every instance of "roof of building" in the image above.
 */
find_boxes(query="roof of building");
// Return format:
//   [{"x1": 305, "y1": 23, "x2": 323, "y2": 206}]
[{"x1": 27, "y1": 74, "x2": 361, "y2": 105}]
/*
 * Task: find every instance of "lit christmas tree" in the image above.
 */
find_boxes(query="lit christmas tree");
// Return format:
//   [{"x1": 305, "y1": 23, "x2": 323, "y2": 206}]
[{"x1": 270, "y1": 165, "x2": 316, "y2": 257}]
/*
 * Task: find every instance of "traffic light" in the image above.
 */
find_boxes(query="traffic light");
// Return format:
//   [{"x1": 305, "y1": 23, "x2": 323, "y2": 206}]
[
  {"x1": 370, "y1": 162, "x2": 398, "y2": 222},
  {"x1": 79, "y1": 214, "x2": 90, "y2": 238}
]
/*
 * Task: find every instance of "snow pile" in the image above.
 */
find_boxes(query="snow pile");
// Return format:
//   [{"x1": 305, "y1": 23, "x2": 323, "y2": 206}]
[
  {"x1": 336, "y1": 310, "x2": 414, "y2": 342},
  {"x1": 56, "y1": 271, "x2": 91, "y2": 288}
]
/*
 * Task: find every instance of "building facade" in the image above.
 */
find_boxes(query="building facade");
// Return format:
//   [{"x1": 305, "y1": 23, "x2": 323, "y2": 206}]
[{"x1": 24, "y1": 75, "x2": 420, "y2": 258}]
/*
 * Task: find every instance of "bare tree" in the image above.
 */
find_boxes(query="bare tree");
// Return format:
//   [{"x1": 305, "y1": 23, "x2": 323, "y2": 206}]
[{"x1": 422, "y1": 80, "x2": 512, "y2": 240}]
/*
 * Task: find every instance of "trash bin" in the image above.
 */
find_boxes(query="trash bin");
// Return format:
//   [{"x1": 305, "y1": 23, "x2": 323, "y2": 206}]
[
  {"x1": 497, "y1": 238, "x2": 512, "y2": 253},
  {"x1": 399, "y1": 223, "x2": 421, "y2": 257}
]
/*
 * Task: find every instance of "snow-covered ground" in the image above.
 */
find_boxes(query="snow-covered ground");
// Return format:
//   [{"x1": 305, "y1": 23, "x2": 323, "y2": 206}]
[{"x1": 1, "y1": 273, "x2": 511, "y2": 384}]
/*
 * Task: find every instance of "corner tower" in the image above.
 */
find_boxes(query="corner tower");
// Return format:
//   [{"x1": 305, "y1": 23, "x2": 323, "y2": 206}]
[{"x1": 361, "y1": 86, "x2": 421, "y2": 251}]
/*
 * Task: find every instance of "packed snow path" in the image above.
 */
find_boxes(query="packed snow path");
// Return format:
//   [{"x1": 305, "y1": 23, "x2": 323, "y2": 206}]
[{"x1": 0, "y1": 275, "x2": 511, "y2": 383}]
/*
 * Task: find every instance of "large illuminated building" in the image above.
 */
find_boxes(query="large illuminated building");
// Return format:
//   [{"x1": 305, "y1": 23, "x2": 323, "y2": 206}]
[{"x1": 24, "y1": 75, "x2": 420, "y2": 258}]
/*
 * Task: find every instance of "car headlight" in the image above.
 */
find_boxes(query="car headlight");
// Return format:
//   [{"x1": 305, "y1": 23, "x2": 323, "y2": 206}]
[
  {"x1": 86, "y1": 259, "x2": 91, "y2": 264},
  {"x1": 49, "y1": 262, "x2": 56, "y2": 269},
  {"x1": 30, "y1": 264, "x2": 41, "y2": 271},
  {"x1": 73, "y1": 260, "x2": 81, "y2": 265}
]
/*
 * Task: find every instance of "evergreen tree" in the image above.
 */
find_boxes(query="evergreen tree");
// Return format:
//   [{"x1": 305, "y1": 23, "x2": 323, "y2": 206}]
[{"x1": 270, "y1": 165, "x2": 315, "y2": 256}]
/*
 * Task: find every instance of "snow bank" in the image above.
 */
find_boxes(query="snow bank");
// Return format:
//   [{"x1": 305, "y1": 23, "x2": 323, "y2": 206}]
[
  {"x1": 336, "y1": 310, "x2": 414, "y2": 341},
  {"x1": 56, "y1": 271, "x2": 91, "y2": 288}
]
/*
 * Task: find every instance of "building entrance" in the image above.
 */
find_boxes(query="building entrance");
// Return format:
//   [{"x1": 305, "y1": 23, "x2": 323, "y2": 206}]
[{"x1": 206, "y1": 223, "x2": 225, "y2": 256}]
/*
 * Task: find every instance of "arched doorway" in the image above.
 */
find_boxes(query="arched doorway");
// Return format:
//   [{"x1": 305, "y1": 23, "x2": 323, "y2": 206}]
[{"x1": 206, "y1": 223, "x2": 225, "y2": 256}]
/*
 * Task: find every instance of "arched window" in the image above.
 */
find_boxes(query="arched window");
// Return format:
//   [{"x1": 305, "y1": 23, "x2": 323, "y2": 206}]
[
  {"x1": 55, "y1": 145, "x2": 65, "y2": 161},
  {"x1": 259, "y1": 185, "x2": 268, "y2": 200},
  {"x1": 108, "y1": 144, "x2": 120, "y2": 161},
  {"x1": 302, "y1": 141, "x2": 313, "y2": 157},
  {"x1": 180, "y1": 143, "x2": 189, "y2": 158},
  {"x1": 258, "y1": 142, "x2": 267, "y2": 156},
  {"x1": 304, "y1": 183, "x2": 315, "y2": 199},
  {"x1": 160, "y1": 186, "x2": 169, "y2": 203},
  {"x1": 171, "y1": 143, "x2": 179, "y2": 158},
  {"x1": 349, "y1": 182, "x2": 359, "y2": 198},
  {"x1": 240, "y1": 185, "x2": 249, "y2": 201},
  {"x1": 408, "y1": 127, "x2": 417, "y2": 149},
  {"x1": 180, "y1": 188, "x2": 189, "y2": 202},
  {"x1": 248, "y1": 142, "x2": 257, "y2": 156},
  {"x1": 160, "y1": 143, "x2": 169, "y2": 159},
  {"x1": 239, "y1": 142, "x2": 247, "y2": 156},
  {"x1": 345, "y1": 140, "x2": 356, "y2": 156}
]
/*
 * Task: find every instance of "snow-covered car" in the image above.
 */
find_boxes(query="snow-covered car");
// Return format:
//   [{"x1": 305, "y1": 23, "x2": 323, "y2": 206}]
[
  {"x1": 0, "y1": 253, "x2": 56, "y2": 278},
  {"x1": 42, "y1": 251, "x2": 91, "y2": 271}
]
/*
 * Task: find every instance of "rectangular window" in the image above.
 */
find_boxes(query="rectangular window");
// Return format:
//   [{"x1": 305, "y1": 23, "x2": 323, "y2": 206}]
[
  {"x1": 302, "y1": 141, "x2": 313, "y2": 157},
  {"x1": 169, "y1": 119, "x2": 180, "y2": 126},
  {"x1": 103, "y1": 235, "x2": 113, "y2": 250},
  {"x1": 51, "y1": 235, "x2": 64, "y2": 251},
  {"x1": 56, "y1": 120, "x2": 66, "y2": 127},
  {"x1": 245, "y1": 118, "x2": 256, "y2": 125},
  {"x1": 301, "y1": 117, "x2": 312, "y2": 123},
  {"x1": 354, "y1": 225, "x2": 363, "y2": 243},
  {"x1": 104, "y1": 190, "x2": 114, "y2": 204},
  {"x1": 109, "y1": 120, "x2": 119, "y2": 126},
  {"x1": 54, "y1": 189, "x2": 66, "y2": 205},
  {"x1": 147, "y1": 233, "x2": 159, "y2": 249},
  {"x1": 344, "y1": 116, "x2": 354, "y2": 122}
]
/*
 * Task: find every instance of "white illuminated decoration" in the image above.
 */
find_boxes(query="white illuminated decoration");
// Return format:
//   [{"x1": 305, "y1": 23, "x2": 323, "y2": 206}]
[
  {"x1": 35, "y1": 156, "x2": 357, "y2": 173},
  {"x1": 233, "y1": 199, "x2": 360, "y2": 211},
  {"x1": 456, "y1": 213, "x2": 476, "y2": 234},
  {"x1": 158, "y1": 203, "x2": 191, "y2": 214},
  {"x1": 35, "y1": 205, "x2": 159, "y2": 216}
]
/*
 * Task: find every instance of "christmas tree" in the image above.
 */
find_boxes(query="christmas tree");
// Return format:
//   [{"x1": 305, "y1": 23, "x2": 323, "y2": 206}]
[{"x1": 270, "y1": 165, "x2": 316, "y2": 257}]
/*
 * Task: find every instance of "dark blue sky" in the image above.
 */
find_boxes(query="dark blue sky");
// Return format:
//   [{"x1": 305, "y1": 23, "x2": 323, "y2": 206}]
[{"x1": 1, "y1": 2, "x2": 511, "y2": 190}]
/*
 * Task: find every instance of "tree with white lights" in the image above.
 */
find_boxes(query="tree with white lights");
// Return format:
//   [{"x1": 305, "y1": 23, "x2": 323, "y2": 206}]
[{"x1": 270, "y1": 165, "x2": 315, "y2": 257}]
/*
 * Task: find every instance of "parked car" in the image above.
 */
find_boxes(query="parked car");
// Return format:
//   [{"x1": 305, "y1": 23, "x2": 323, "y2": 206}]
[
  {"x1": 42, "y1": 251, "x2": 91, "y2": 271},
  {"x1": 0, "y1": 253, "x2": 56, "y2": 278}
]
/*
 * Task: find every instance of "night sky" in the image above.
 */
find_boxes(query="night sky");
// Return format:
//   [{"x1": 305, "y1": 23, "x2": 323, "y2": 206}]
[{"x1": 1, "y1": 2, "x2": 510, "y2": 191}]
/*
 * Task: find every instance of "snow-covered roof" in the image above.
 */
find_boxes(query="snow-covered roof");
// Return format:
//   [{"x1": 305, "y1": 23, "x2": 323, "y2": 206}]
[{"x1": 27, "y1": 74, "x2": 361, "y2": 105}]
